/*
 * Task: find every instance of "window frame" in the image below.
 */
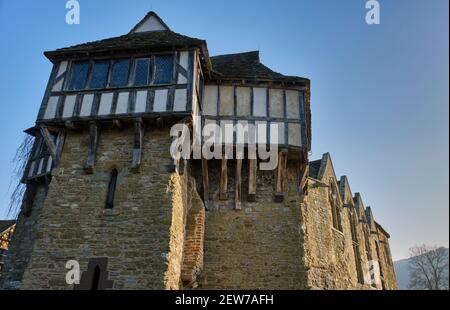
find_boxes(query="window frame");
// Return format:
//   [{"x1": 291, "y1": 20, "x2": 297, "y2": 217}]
[
  {"x1": 153, "y1": 54, "x2": 175, "y2": 85},
  {"x1": 132, "y1": 57, "x2": 151, "y2": 86},
  {"x1": 64, "y1": 52, "x2": 177, "y2": 91},
  {"x1": 67, "y1": 61, "x2": 91, "y2": 91},
  {"x1": 108, "y1": 58, "x2": 132, "y2": 88},
  {"x1": 87, "y1": 60, "x2": 111, "y2": 89}
]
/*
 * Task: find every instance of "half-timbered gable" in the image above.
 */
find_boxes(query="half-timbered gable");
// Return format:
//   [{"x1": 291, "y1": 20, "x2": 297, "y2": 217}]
[
  {"x1": 38, "y1": 14, "x2": 207, "y2": 124},
  {"x1": 203, "y1": 51, "x2": 310, "y2": 151}
]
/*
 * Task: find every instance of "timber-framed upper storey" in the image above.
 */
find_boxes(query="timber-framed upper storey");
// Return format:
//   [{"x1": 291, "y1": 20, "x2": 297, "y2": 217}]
[{"x1": 26, "y1": 11, "x2": 312, "y2": 182}]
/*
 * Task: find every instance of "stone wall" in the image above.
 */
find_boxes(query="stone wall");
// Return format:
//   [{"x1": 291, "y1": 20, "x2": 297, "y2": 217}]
[
  {"x1": 0, "y1": 185, "x2": 48, "y2": 289},
  {"x1": 18, "y1": 126, "x2": 191, "y2": 289},
  {"x1": 302, "y1": 154, "x2": 397, "y2": 290},
  {"x1": 196, "y1": 160, "x2": 308, "y2": 289},
  {"x1": 376, "y1": 230, "x2": 397, "y2": 290},
  {"x1": 302, "y1": 178, "x2": 372, "y2": 289},
  {"x1": 2, "y1": 125, "x2": 396, "y2": 290}
]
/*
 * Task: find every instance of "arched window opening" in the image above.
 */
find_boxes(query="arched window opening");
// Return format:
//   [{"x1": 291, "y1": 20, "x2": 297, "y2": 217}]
[{"x1": 105, "y1": 169, "x2": 118, "y2": 209}]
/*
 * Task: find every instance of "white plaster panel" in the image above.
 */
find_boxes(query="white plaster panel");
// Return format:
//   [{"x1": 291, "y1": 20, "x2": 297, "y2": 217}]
[
  {"x1": 79, "y1": 94, "x2": 94, "y2": 117},
  {"x1": 98, "y1": 93, "x2": 114, "y2": 115},
  {"x1": 115, "y1": 92, "x2": 129, "y2": 114},
  {"x1": 219, "y1": 86, "x2": 234, "y2": 116},
  {"x1": 153, "y1": 89, "x2": 168, "y2": 112},
  {"x1": 203, "y1": 85, "x2": 218, "y2": 116},
  {"x1": 134, "y1": 91, "x2": 147, "y2": 113},
  {"x1": 269, "y1": 89, "x2": 284, "y2": 118},
  {"x1": 177, "y1": 51, "x2": 189, "y2": 84},
  {"x1": 133, "y1": 15, "x2": 167, "y2": 32},
  {"x1": 253, "y1": 87, "x2": 267, "y2": 117},
  {"x1": 288, "y1": 123, "x2": 302, "y2": 147},
  {"x1": 51, "y1": 61, "x2": 69, "y2": 91},
  {"x1": 286, "y1": 90, "x2": 300, "y2": 119},
  {"x1": 62, "y1": 95, "x2": 77, "y2": 118},
  {"x1": 236, "y1": 87, "x2": 251, "y2": 116},
  {"x1": 173, "y1": 88, "x2": 187, "y2": 111},
  {"x1": 44, "y1": 96, "x2": 59, "y2": 119},
  {"x1": 52, "y1": 78, "x2": 64, "y2": 92}
]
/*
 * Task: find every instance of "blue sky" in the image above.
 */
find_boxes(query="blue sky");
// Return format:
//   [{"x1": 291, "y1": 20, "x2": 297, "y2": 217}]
[{"x1": 0, "y1": 0, "x2": 448, "y2": 260}]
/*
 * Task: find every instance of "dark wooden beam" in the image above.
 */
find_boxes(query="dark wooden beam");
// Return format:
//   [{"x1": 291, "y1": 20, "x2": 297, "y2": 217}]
[
  {"x1": 248, "y1": 159, "x2": 257, "y2": 202},
  {"x1": 177, "y1": 158, "x2": 186, "y2": 175},
  {"x1": 64, "y1": 121, "x2": 78, "y2": 131},
  {"x1": 235, "y1": 159, "x2": 242, "y2": 210},
  {"x1": 201, "y1": 158, "x2": 210, "y2": 210},
  {"x1": 131, "y1": 118, "x2": 144, "y2": 172},
  {"x1": 299, "y1": 162, "x2": 309, "y2": 197},
  {"x1": 55, "y1": 131, "x2": 66, "y2": 166},
  {"x1": 112, "y1": 119, "x2": 123, "y2": 130},
  {"x1": 39, "y1": 126, "x2": 57, "y2": 160},
  {"x1": 156, "y1": 117, "x2": 164, "y2": 129},
  {"x1": 85, "y1": 121, "x2": 98, "y2": 174},
  {"x1": 275, "y1": 149, "x2": 288, "y2": 202},
  {"x1": 219, "y1": 155, "x2": 228, "y2": 200}
]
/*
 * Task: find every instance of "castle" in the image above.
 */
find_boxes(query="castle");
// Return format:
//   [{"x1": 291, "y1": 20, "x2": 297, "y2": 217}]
[{"x1": 0, "y1": 12, "x2": 396, "y2": 290}]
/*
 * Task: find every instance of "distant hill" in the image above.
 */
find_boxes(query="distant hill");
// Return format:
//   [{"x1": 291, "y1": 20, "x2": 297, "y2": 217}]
[{"x1": 394, "y1": 248, "x2": 449, "y2": 290}]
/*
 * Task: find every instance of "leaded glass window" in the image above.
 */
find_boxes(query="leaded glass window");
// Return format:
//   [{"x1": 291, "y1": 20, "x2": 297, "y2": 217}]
[
  {"x1": 134, "y1": 58, "x2": 150, "y2": 86},
  {"x1": 68, "y1": 62, "x2": 89, "y2": 90},
  {"x1": 154, "y1": 55, "x2": 174, "y2": 84},
  {"x1": 89, "y1": 61, "x2": 110, "y2": 89},
  {"x1": 110, "y1": 59, "x2": 130, "y2": 88}
]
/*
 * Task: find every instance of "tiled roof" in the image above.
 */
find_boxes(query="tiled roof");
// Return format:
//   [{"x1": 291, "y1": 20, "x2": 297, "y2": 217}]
[
  {"x1": 210, "y1": 51, "x2": 308, "y2": 83},
  {"x1": 44, "y1": 31, "x2": 206, "y2": 59},
  {"x1": 44, "y1": 29, "x2": 307, "y2": 84}
]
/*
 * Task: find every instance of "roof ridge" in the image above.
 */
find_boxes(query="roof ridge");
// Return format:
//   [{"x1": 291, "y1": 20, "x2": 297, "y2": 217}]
[
  {"x1": 211, "y1": 50, "x2": 260, "y2": 59},
  {"x1": 44, "y1": 30, "x2": 205, "y2": 58}
]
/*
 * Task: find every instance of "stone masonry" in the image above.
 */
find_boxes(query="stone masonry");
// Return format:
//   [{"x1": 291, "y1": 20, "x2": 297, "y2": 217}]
[{"x1": 0, "y1": 11, "x2": 397, "y2": 290}]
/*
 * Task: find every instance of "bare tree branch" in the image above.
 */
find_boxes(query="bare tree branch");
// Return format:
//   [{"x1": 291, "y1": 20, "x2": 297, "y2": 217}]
[
  {"x1": 7, "y1": 134, "x2": 34, "y2": 217},
  {"x1": 408, "y1": 244, "x2": 449, "y2": 290}
]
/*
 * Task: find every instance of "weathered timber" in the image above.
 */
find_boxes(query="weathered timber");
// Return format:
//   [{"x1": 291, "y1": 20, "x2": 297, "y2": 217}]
[
  {"x1": 112, "y1": 119, "x2": 123, "y2": 130},
  {"x1": 235, "y1": 159, "x2": 242, "y2": 210},
  {"x1": 131, "y1": 118, "x2": 144, "y2": 172},
  {"x1": 39, "y1": 126, "x2": 57, "y2": 160},
  {"x1": 275, "y1": 149, "x2": 288, "y2": 202},
  {"x1": 248, "y1": 158, "x2": 257, "y2": 202},
  {"x1": 85, "y1": 121, "x2": 99, "y2": 174},
  {"x1": 219, "y1": 155, "x2": 228, "y2": 200},
  {"x1": 299, "y1": 162, "x2": 309, "y2": 196}
]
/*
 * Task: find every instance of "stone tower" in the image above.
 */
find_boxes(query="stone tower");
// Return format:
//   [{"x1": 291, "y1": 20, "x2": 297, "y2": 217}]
[{"x1": 0, "y1": 12, "x2": 396, "y2": 290}]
